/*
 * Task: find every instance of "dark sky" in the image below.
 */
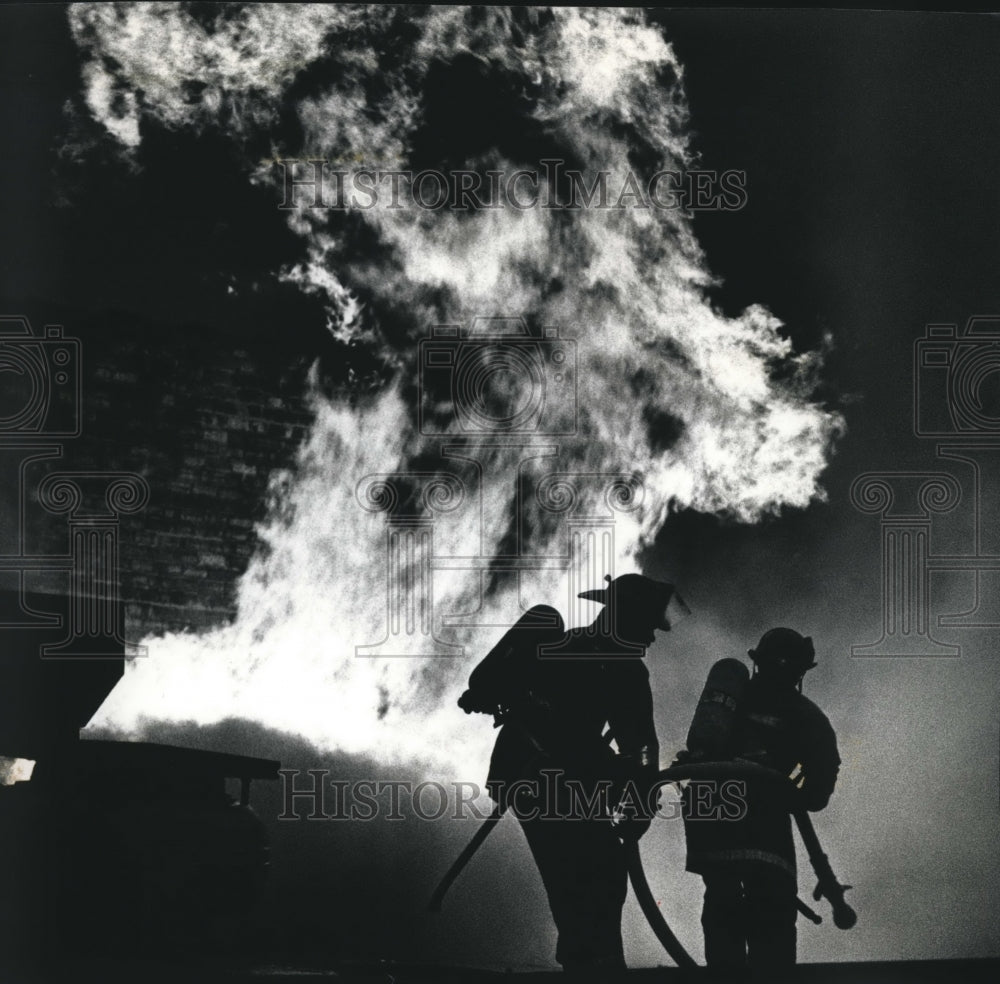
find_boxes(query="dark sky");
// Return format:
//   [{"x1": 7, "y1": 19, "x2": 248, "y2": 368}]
[{"x1": 2, "y1": 4, "x2": 1000, "y2": 970}]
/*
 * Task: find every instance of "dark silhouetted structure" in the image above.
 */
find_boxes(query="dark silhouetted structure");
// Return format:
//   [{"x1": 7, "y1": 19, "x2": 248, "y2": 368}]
[
  {"x1": 679, "y1": 627, "x2": 841, "y2": 969},
  {"x1": 0, "y1": 588, "x2": 279, "y2": 958}
]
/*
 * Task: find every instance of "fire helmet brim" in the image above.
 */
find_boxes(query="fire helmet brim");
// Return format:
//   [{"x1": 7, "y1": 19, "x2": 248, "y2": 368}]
[{"x1": 577, "y1": 577, "x2": 690, "y2": 631}]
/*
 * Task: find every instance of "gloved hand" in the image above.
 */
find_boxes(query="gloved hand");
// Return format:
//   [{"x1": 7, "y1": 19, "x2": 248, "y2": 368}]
[
  {"x1": 672, "y1": 746, "x2": 708, "y2": 766},
  {"x1": 615, "y1": 814, "x2": 652, "y2": 842},
  {"x1": 611, "y1": 764, "x2": 657, "y2": 842},
  {"x1": 457, "y1": 689, "x2": 496, "y2": 715}
]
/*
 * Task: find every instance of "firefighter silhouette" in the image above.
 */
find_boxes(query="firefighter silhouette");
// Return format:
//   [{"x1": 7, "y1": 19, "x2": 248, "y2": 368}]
[
  {"x1": 458, "y1": 574, "x2": 688, "y2": 973},
  {"x1": 679, "y1": 628, "x2": 841, "y2": 969}
]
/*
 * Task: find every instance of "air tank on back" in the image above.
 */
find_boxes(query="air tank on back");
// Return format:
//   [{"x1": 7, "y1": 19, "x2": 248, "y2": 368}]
[{"x1": 685, "y1": 657, "x2": 750, "y2": 760}]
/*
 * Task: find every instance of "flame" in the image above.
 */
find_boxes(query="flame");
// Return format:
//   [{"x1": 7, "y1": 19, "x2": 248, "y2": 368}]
[{"x1": 71, "y1": 4, "x2": 843, "y2": 776}]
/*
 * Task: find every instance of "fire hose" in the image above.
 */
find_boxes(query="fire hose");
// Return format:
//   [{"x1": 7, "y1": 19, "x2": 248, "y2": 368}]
[
  {"x1": 428, "y1": 759, "x2": 855, "y2": 967},
  {"x1": 651, "y1": 761, "x2": 857, "y2": 932},
  {"x1": 427, "y1": 804, "x2": 504, "y2": 914}
]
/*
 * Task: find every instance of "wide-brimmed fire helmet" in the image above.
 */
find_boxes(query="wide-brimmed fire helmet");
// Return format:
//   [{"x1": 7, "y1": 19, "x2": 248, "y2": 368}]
[
  {"x1": 577, "y1": 573, "x2": 690, "y2": 631},
  {"x1": 749, "y1": 627, "x2": 817, "y2": 680}
]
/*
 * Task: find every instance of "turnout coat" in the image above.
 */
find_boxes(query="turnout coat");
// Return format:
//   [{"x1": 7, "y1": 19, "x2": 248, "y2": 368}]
[{"x1": 684, "y1": 674, "x2": 841, "y2": 879}]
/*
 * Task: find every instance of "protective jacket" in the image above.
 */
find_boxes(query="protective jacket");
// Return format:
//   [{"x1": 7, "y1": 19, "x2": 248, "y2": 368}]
[
  {"x1": 483, "y1": 624, "x2": 659, "y2": 808},
  {"x1": 684, "y1": 673, "x2": 840, "y2": 877},
  {"x1": 481, "y1": 622, "x2": 659, "y2": 970}
]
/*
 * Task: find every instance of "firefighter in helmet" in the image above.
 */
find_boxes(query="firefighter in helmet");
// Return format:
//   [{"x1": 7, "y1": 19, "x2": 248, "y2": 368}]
[
  {"x1": 460, "y1": 574, "x2": 688, "y2": 974},
  {"x1": 680, "y1": 627, "x2": 841, "y2": 969}
]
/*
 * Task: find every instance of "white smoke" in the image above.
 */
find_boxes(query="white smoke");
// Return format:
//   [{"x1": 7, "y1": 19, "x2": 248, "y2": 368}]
[{"x1": 71, "y1": 4, "x2": 843, "y2": 776}]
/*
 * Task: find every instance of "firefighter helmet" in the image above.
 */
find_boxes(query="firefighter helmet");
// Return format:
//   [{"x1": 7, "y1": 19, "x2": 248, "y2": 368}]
[
  {"x1": 748, "y1": 627, "x2": 817, "y2": 680},
  {"x1": 577, "y1": 573, "x2": 689, "y2": 631}
]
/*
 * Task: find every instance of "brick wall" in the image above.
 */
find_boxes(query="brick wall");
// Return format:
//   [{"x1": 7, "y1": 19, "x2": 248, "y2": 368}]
[{"x1": 14, "y1": 309, "x2": 319, "y2": 640}]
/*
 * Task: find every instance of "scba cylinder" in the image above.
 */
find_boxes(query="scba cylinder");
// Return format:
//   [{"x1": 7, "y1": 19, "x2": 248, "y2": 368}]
[{"x1": 685, "y1": 657, "x2": 750, "y2": 759}]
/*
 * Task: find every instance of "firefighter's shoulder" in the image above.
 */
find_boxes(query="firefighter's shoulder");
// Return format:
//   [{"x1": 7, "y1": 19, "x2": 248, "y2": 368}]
[
  {"x1": 792, "y1": 691, "x2": 837, "y2": 740},
  {"x1": 609, "y1": 653, "x2": 651, "y2": 684}
]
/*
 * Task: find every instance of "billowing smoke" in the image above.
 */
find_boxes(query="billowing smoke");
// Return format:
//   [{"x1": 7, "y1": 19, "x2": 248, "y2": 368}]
[{"x1": 69, "y1": 4, "x2": 842, "y2": 778}]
